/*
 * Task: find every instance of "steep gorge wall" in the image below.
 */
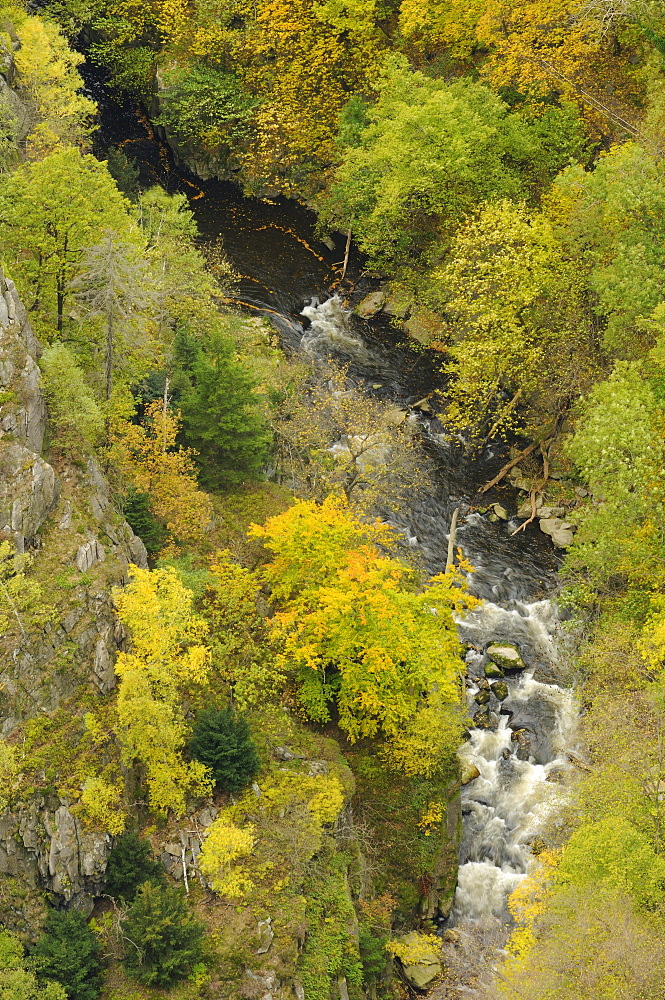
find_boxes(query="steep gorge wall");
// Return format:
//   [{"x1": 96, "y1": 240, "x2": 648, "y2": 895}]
[{"x1": 0, "y1": 269, "x2": 149, "y2": 922}]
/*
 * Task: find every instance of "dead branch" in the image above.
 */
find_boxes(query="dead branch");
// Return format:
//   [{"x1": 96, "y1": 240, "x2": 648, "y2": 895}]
[{"x1": 479, "y1": 440, "x2": 538, "y2": 494}]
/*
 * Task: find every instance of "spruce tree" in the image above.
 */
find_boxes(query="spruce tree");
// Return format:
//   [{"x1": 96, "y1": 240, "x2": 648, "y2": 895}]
[
  {"x1": 122, "y1": 883, "x2": 204, "y2": 987},
  {"x1": 105, "y1": 831, "x2": 165, "y2": 903},
  {"x1": 189, "y1": 707, "x2": 260, "y2": 793},
  {"x1": 32, "y1": 910, "x2": 102, "y2": 1000},
  {"x1": 173, "y1": 329, "x2": 270, "y2": 490}
]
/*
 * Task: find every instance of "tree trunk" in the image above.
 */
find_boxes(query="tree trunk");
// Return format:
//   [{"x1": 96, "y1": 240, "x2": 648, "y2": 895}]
[{"x1": 105, "y1": 311, "x2": 114, "y2": 400}]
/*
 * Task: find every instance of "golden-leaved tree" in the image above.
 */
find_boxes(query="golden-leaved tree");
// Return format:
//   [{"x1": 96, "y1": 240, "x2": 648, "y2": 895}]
[
  {"x1": 251, "y1": 496, "x2": 475, "y2": 774},
  {"x1": 112, "y1": 566, "x2": 214, "y2": 815},
  {"x1": 110, "y1": 400, "x2": 212, "y2": 552}
]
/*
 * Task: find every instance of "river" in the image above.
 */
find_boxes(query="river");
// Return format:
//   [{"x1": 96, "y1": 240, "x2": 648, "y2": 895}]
[{"x1": 90, "y1": 81, "x2": 578, "y2": 992}]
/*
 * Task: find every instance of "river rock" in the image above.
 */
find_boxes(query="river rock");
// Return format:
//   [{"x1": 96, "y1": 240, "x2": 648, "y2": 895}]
[
  {"x1": 460, "y1": 760, "x2": 480, "y2": 785},
  {"x1": 473, "y1": 706, "x2": 490, "y2": 728},
  {"x1": 491, "y1": 681, "x2": 509, "y2": 701},
  {"x1": 486, "y1": 643, "x2": 526, "y2": 671},
  {"x1": 484, "y1": 661, "x2": 505, "y2": 679},
  {"x1": 399, "y1": 933, "x2": 442, "y2": 990},
  {"x1": 492, "y1": 503, "x2": 509, "y2": 520},
  {"x1": 539, "y1": 517, "x2": 575, "y2": 548},
  {"x1": 511, "y1": 729, "x2": 532, "y2": 761},
  {"x1": 474, "y1": 688, "x2": 490, "y2": 705},
  {"x1": 356, "y1": 289, "x2": 386, "y2": 318}
]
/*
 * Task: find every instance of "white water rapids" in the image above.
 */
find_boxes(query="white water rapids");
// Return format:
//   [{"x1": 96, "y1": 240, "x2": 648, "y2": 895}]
[
  {"x1": 454, "y1": 603, "x2": 577, "y2": 924},
  {"x1": 298, "y1": 296, "x2": 579, "y2": 935}
]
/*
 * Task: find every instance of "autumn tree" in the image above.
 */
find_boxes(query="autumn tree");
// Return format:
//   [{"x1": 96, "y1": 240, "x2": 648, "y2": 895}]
[
  {"x1": 430, "y1": 200, "x2": 592, "y2": 443},
  {"x1": 0, "y1": 147, "x2": 136, "y2": 333},
  {"x1": 112, "y1": 566, "x2": 214, "y2": 815},
  {"x1": 0, "y1": 540, "x2": 57, "y2": 643},
  {"x1": 10, "y1": 9, "x2": 96, "y2": 157},
  {"x1": 325, "y1": 55, "x2": 535, "y2": 271},
  {"x1": 564, "y1": 363, "x2": 665, "y2": 591},
  {"x1": 109, "y1": 400, "x2": 212, "y2": 550},
  {"x1": 201, "y1": 550, "x2": 281, "y2": 711},
  {"x1": 274, "y1": 366, "x2": 430, "y2": 514},
  {"x1": 40, "y1": 342, "x2": 104, "y2": 451},
  {"x1": 251, "y1": 496, "x2": 474, "y2": 766},
  {"x1": 550, "y1": 143, "x2": 665, "y2": 355}
]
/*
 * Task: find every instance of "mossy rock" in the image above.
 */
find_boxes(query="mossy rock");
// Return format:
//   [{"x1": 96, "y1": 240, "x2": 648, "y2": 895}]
[
  {"x1": 474, "y1": 688, "x2": 490, "y2": 705},
  {"x1": 486, "y1": 643, "x2": 526, "y2": 671},
  {"x1": 490, "y1": 681, "x2": 509, "y2": 701},
  {"x1": 484, "y1": 661, "x2": 504, "y2": 679}
]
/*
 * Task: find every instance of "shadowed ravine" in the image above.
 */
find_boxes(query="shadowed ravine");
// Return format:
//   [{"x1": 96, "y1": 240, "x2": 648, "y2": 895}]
[{"x1": 94, "y1": 84, "x2": 578, "y2": 983}]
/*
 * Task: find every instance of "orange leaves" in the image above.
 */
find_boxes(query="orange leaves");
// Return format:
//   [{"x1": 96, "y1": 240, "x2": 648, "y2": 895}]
[{"x1": 110, "y1": 400, "x2": 212, "y2": 552}]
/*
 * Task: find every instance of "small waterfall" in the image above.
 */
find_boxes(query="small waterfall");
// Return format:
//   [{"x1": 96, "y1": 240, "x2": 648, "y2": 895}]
[{"x1": 301, "y1": 296, "x2": 369, "y2": 359}]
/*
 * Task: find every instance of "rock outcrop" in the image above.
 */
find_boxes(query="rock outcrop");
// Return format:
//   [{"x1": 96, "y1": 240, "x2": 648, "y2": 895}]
[
  {"x1": 0, "y1": 271, "x2": 148, "y2": 911},
  {"x1": 0, "y1": 797, "x2": 110, "y2": 919}
]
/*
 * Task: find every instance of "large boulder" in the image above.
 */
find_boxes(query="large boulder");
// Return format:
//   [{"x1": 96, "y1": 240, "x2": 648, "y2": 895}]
[
  {"x1": 486, "y1": 643, "x2": 526, "y2": 672},
  {"x1": 539, "y1": 517, "x2": 575, "y2": 548},
  {"x1": 398, "y1": 933, "x2": 443, "y2": 989}
]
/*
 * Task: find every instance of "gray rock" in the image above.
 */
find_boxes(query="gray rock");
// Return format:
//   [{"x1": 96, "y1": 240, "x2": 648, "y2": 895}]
[
  {"x1": 539, "y1": 517, "x2": 575, "y2": 548},
  {"x1": 75, "y1": 539, "x2": 105, "y2": 572},
  {"x1": 356, "y1": 289, "x2": 386, "y2": 318},
  {"x1": 492, "y1": 503, "x2": 509, "y2": 520},
  {"x1": 197, "y1": 805, "x2": 218, "y2": 828},
  {"x1": 0, "y1": 443, "x2": 59, "y2": 549},
  {"x1": 486, "y1": 643, "x2": 526, "y2": 671},
  {"x1": 256, "y1": 917, "x2": 274, "y2": 954}
]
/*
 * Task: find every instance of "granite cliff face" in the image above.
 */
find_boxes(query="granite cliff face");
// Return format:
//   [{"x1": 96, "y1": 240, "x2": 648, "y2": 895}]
[{"x1": 0, "y1": 270, "x2": 148, "y2": 920}]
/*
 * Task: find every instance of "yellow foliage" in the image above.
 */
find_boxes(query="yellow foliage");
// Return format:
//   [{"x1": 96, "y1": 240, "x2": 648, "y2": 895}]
[
  {"x1": 113, "y1": 567, "x2": 214, "y2": 815},
  {"x1": 386, "y1": 932, "x2": 441, "y2": 965},
  {"x1": 13, "y1": 14, "x2": 96, "y2": 156},
  {"x1": 0, "y1": 740, "x2": 20, "y2": 812},
  {"x1": 476, "y1": 0, "x2": 644, "y2": 136},
  {"x1": 78, "y1": 776, "x2": 126, "y2": 835},
  {"x1": 110, "y1": 400, "x2": 212, "y2": 551},
  {"x1": 504, "y1": 849, "x2": 561, "y2": 965},
  {"x1": 638, "y1": 597, "x2": 665, "y2": 675},
  {"x1": 198, "y1": 815, "x2": 256, "y2": 898},
  {"x1": 417, "y1": 800, "x2": 444, "y2": 836}
]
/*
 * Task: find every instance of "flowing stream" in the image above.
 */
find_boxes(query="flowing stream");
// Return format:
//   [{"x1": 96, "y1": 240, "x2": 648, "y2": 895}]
[{"x1": 88, "y1": 86, "x2": 577, "y2": 967}]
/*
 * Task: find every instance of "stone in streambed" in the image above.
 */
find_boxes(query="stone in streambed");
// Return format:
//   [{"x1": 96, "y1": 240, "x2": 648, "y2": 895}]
[
  {"x1": 484, "y1": 661, "x2": 505, "y2": 679},
  {"x1": 539, "y1": 517, "x2": 575, "y2": 548},
  {"x1": 474, "y1": 688, "x2": 490, "y2": 705},
  {"x1": 356, "y1": 289, "x2": 386, "y2": 318},
  {"x1": 486, "y1": 643, "x2": 526, "y2": 671},
  {"x1": 473, "y1": 706, "x2": 490, "y2": 728},
  {"x1": 460, "y1": 760, "x2": 480, "y2": 785},
  {"x1": 491, "y1": 681, "x2": 509, "y2": 701}
]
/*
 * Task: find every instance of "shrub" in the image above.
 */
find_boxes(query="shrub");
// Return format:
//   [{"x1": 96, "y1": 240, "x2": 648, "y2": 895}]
[
  {"x1": 189, "y1": 707, "x2": 260, "y2": 794},
  {"x1": 122, "y1": 882, "x2": 204, "y2": 987},
  {"x1": 105, "y1": 831, "x2": 165, "y2": 903},
  {"x1": 32, "y1": 909, "x2": 102, "y2": 1000},
  {"x1": 40, "y1": 343, "x2": 104, "y2": 453}
]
